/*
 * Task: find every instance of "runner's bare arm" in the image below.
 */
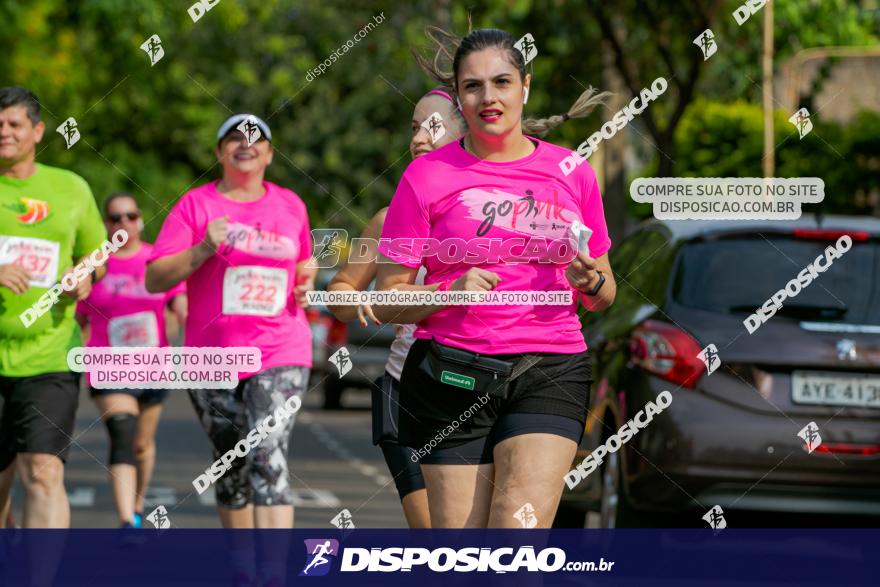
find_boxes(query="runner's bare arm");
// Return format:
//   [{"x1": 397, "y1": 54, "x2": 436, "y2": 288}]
[
  {"x1": 62, "y1": 255, "x2": 105, "y2": 301},
  {"x1": 326, "y1": 208, "x2": 386, "y2": 323},
  {"x1": 0, "y1": 264, "x2": 30, "y2": 295},
  {"x1": 567, "y1": 252, "x2": 616, "y2": 312},
  {"x1": 146, "y1": 217, "x2": 227, "y2": 293},
  {"x1": 373, "y1": 258, "x2": 443, "y2": 324},
  {"x1": 294, "y1": 260, "x2": 317, "y2": 307},
  {"x1": 374, "y1": 262, "x2": 500, "y2": 324}
]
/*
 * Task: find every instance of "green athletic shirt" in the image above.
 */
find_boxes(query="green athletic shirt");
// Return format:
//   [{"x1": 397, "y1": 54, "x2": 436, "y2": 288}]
[{"x1": 0, "y1": 163, "x2": 107, "y2": 377}]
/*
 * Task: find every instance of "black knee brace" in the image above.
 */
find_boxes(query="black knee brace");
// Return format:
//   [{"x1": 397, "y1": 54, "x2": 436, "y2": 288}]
[{"x1": 105, "y1": 413, "x2": 138, "y2": 466}]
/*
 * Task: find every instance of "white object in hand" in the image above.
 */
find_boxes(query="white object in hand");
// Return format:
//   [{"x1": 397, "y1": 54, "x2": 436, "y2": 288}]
[{"x1": 570, "y1": 220, "x2": 593, "y2": 255}]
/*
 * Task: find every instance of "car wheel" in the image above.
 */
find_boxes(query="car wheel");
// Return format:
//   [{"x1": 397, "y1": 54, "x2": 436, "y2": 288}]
[
  {"x1": 599, "y1": 448, "x2": 619, "y2": 527},
  {"x1": 599, "y1": 448, "x2": 635, "y2": 527}
]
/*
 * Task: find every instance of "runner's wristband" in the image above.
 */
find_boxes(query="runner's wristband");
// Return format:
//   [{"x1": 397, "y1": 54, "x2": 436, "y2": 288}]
[{"x1": 583, "y1": 271, "x2": 605, "y2": 296}]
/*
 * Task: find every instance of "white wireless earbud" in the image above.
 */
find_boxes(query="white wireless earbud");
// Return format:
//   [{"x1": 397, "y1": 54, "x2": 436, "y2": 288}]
[
  {"x1": 523, "y1": 86, "x2": 530, "y2": 105},
  {"x1": 137, "y1": 218, "x2": 144, "y2": 231},
  {"x1": 455, "y1": 96, "x2": 463, "y2": 111}
]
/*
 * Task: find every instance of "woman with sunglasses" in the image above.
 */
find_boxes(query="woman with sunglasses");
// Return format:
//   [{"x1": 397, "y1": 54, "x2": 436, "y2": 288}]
[{"x1": 76, "y1": 193, "x2": 186, "y2": 528}]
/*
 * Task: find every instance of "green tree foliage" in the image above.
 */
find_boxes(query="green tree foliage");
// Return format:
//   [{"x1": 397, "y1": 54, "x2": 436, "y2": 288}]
[{"x1": 1, "y1": 0, "x2": 877, "y2": 241}]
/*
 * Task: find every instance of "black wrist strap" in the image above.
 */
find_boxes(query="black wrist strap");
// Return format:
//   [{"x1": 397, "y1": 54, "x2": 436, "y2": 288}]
[{"x1": 585, "y1": 271, "x2": 605, "y2": 296}]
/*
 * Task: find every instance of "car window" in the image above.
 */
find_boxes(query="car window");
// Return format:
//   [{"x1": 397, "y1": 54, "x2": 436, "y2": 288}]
[{"x1": 673, "y1": 237, "x2": 879, "y2": 324}]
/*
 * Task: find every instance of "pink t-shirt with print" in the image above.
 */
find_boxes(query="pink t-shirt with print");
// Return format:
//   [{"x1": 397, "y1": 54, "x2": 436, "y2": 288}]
[
  {"x1": 149, "y1": 180, "x2": 313, "y2": 373},
  {"x1": 378, "y1": 137, "x2": 611, "y2": 355},
  {"x1": 79, "y1": 243, "x2": 184, "y2": 348}
]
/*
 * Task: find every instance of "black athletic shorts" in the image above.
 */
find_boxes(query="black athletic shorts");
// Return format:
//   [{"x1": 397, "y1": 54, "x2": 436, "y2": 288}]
[
  {"x1": 90, "y1": 386, "x2": 168, "y2": 405},
  {"x1": 0, "y1": 372, "x2": 81, "y2": 470},
  {"x1": 398, "y1": 339, "x2": 592, "y2": 465},
  {"x1": 372, "y1": 372, "x2": 426, "y2": 499}
]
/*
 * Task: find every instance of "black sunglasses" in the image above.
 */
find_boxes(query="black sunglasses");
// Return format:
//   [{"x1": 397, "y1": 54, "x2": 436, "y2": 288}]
[{"x1": 108, "y1": 212, "x2": 140, "y2": 222}]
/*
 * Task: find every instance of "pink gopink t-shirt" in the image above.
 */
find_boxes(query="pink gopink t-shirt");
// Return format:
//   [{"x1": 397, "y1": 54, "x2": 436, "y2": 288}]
[
  {"x1": 77, "y1": 242, "x2": 185, "y2": 385},
  {"x1": 149, "y1": 180, "x2": 313, "y2": 372},
  {"x1": 378, "y1": 137, "x2": 611, "y2": 355}
]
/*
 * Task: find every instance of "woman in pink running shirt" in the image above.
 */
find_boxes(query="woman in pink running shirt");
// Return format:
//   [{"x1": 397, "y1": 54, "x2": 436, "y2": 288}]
[
  {"x1": 146, "y1": 114, "x2": 316, "y2": 535},
  {"x1": 77, "y1": 192, "x2": 186, "y2": 529},
  {"x1": 375, "y1": 28, "x2": 617, "y2": 529}
]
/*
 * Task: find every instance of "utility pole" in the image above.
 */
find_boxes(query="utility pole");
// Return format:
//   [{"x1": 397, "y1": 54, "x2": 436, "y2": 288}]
[{"x1": 762, "y1": 0, "x2": 775, "y2": 177}]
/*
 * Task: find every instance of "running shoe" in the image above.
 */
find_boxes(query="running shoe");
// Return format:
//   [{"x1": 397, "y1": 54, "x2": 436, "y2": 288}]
[{"x1": 133, "y1": 511, "x2": 143, "y2": 528}]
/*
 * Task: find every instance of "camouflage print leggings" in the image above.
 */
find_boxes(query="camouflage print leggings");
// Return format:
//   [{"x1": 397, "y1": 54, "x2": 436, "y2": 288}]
[{"x1": 188, "y1": 366, "x2": 309, "y2": 508}]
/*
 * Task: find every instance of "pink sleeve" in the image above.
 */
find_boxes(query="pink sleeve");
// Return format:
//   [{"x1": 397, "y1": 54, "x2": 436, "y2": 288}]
[
  {"x1": 377, "y1": 175, "x2": 429, "y2": 268},
  {"x1": 167, "y1": 280, "x2": 186, "y2": 299},
  {"x1": 579, "y1": 165, "x2": 612, "y2": 259},
  {"x1": 297, "y1": 199, "x2": 313, "y2": 262},
  {"x1": 149, "y1": 197, "x2": 199, "y2": 262}
]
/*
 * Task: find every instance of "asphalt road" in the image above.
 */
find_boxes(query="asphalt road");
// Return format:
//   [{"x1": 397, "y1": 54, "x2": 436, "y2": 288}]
[
  {"x1": 8, "y1": 378, "x2": 407, "y2": 529},
  {"x1": 6, "y1": 378, "x2": 876, "y2": 529}
]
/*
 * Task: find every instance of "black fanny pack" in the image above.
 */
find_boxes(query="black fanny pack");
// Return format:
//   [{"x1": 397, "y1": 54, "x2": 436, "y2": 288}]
[{"x1": 418, "y1": 340, "x2": 542, "y2": 400}]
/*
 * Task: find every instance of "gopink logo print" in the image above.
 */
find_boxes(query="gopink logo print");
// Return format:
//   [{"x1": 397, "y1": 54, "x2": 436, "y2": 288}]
[
  {"x1": 219, "y1": 221, "x2": 297, "y2": 259},
  {"x1": 300, "y1": 538, "x2": 339, "y2": 577},
  {"x1": 459, "y1": 188, "x2": 577, "y2": 238}
]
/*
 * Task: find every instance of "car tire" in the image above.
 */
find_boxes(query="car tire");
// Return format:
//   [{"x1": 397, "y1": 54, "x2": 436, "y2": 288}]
[{"x1": 599, "y1": 448, "x2": 636, "y2": 528}]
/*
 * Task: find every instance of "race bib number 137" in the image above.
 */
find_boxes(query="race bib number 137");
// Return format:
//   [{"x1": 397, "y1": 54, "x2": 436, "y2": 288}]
[
  {"x1": 222, "y1": 266, "x2": 288, "y2": 316},
  {"x1": 0, "y1": 236, "x2": 60, "y2": 288}
]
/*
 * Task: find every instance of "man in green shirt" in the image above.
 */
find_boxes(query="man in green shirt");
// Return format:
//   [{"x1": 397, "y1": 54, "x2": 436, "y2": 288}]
[{"x1": 0, "y1": 86, "x2": 108, "y2": 528}]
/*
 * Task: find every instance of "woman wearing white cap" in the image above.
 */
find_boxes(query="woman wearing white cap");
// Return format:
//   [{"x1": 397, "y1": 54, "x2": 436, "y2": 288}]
[{"x1": 146, "y1": 114, "x2": 316, "y2": 532}]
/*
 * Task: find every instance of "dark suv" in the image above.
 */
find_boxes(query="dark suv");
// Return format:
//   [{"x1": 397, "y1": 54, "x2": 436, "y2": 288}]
[{"x1": 558, "y1": 215, "x2": 880, "y2": 527}]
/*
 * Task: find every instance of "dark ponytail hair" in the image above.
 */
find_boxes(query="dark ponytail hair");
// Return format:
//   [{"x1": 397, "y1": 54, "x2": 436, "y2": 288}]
[{"x1": 413, "y1": 26, "x2": 609, "y2": 137}]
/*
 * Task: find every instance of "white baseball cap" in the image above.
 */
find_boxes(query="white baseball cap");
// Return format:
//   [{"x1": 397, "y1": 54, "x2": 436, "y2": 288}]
[{"x1": 216, "y1": 113, "x2": 272, "y2": 143}]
